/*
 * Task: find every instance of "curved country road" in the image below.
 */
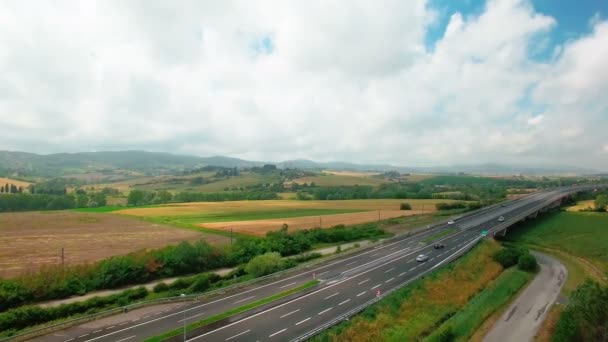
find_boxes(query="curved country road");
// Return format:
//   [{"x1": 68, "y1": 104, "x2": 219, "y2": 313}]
[{"x1": 483, "y1": 251, "x2": 567, "y2": 342}]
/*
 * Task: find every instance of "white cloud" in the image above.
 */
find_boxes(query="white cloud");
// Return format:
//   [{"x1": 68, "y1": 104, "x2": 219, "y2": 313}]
[{"x1": 0, "y1": 0, "x2": 606, "y2": 170}]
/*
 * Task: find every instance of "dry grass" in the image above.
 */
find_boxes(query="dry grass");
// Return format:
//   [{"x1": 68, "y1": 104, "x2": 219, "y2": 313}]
[
  {"x1": 320, "y1": 241, "x2": 503, "y2": 341},
  {"x1": 201, "y1": 210, "x2": 429, "y2": 236},
  {"x1": 534, "y1": 304, "x2": 564, "y2": 342},
  {"x1": 117, "y1": 199, "x2": 447, "y2": 217},
  {"x1": 0, "y1": 211, "x2": 225, "y2": 278},
  {"x1": 565, "y1": 200, "x2": 595, "y2": 212},
  {"x1": 0, "y1": 177, "x2": 32, "y2": 190},
  {"x1": 401, "y1": 174, "x2": 435, "y2": 182}
]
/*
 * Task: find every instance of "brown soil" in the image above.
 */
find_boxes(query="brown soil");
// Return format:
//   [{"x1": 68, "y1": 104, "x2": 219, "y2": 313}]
[
  {"x1": 0, "y1": 211, "x2": 223, "y2": 278},
  {"x1": 201, "y1": 210, "x2": 430, "y2": 236}
]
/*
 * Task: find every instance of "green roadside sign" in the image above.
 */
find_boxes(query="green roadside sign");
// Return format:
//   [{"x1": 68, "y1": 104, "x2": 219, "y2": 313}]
[{"x1": 481, "y1": 230, "x2": 487, "y2": 237}]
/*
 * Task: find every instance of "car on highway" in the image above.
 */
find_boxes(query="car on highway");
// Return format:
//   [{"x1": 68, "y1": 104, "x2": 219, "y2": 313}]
[
  {"x1": 433, "y1": 243, "x2": 444, "y2": 249},
  {"x1": 447, "y1": 220, "x2": 455, "y2": 225},
  {"x1": 498, "y1": 216, "x2": 505, "y2": 222},
  {"x1": 416, "y1": 254, "x2": 429, "y2": 262}
]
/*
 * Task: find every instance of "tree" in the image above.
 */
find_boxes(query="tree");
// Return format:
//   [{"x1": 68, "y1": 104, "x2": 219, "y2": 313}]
[
  {"x1": 517, "y1": 253, "x2": 538, "y2": 272},
  {"x1": 400, "y1": 202, "x2": 412, "y2": 210},
  {"x1": 127, "y1": 190, "x2": 145, "y2": 206},
  {"x1": 595, "y1": 194, "x2": 608, "y2": 212},
  {"x1": 89, "y1": 193, "x2": 107, "y2": 207},
  {"x1": 76, "y1": 194, "x2": 89, "y2": 208},
  {"x1": 245, "y1": 252, "x2": 285, "y2": 277}
]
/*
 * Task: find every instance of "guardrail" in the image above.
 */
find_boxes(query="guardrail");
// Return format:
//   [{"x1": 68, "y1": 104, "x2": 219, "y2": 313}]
[
  {"x1": 1, "y1": 187, "x2": 589, "y2": 341},
  {"x1": 290, "y1": 236, "x2": 484, "y2": 342},
  {"x1": 0, "y1": 214, "x2": 452, "y2": 341}
]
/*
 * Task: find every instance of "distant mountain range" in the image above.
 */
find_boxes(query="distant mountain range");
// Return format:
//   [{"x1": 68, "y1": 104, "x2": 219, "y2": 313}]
[{"x1": 0, "y1": 150, "x2": 599, "y2": 178}]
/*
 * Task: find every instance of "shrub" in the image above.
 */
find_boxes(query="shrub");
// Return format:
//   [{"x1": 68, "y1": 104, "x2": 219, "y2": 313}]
[
  {"x1": 245, "y1": 252, "x2": 285, "y2": 277},
  {"x1": 493, "y1": 247, "x2": 523, "y2": 268},
  {"x1": 517, "y1": 253, "x2": 538, "y2": 272},
  {"x1": 188, "y1": 275, "x2": 211, "y2": 293},
  {"x1": 400, "y1": 202, "x2": 412, "y2": 210},
  {"x1": 435, "y1": 326, "x2": 456, "y2": 342},
  {"x1": 153, "y1": 282, "x2": 169, "y2": 293}
]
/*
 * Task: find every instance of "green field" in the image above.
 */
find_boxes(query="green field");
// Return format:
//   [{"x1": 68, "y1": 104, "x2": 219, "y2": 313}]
[
  {"x1": 504, "y1": 211, "x2": 608, "y2": 292},
  {"x1": 426, "y1": 268, "x2": 531, "y2": 341}
]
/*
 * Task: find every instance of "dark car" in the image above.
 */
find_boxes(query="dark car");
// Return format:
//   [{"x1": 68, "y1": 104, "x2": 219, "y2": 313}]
[{"x1": 433, "y1": 243, "x2": 445, "y2": 249}]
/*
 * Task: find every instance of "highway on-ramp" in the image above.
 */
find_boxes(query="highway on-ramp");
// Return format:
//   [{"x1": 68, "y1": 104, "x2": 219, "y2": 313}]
[{"x1": 31, "y1": 187, "x2": 590, "y2": 342}]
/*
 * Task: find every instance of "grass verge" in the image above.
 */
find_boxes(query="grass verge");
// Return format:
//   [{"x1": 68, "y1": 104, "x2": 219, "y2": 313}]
[
  {"x1": 311, "y1": 240, "x2": 504, "y2": 342},
  {"x1": 425, "y1": 268, "x2": 532, "y2": 341},
  {"x1": 422, "y1": 227, "x2": 457, "y2": 243},
  {"x1": 145, "y1": 280, "x2": 320, "y2": 342}
]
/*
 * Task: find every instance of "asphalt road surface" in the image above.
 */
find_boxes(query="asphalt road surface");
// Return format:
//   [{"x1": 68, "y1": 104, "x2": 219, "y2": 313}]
[
  {"x1": 483, "y1": 252, "x2": 567, "y2": 342},
  {"x1": 31, "y1": 187, "x2": 587, "y2": 342}
]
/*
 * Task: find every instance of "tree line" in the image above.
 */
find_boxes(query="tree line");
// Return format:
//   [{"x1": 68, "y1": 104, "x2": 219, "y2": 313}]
[
  {"x1": 0, "y1": 183, "x2": 23, "y2": 194},
  {"x1": 126, "y1": 189, "x2": 279, "y2": 206},
  {"x1": 0, "y1": 192, "x2": 107, "y2": 212},
  {"x1": 0, "y1": 222, "x2": 387, "y2": 313}
]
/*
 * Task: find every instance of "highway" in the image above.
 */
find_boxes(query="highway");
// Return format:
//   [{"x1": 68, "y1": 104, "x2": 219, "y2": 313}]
[{"x1": 32, "y1": 186, "x2": 591, "y2": 342}]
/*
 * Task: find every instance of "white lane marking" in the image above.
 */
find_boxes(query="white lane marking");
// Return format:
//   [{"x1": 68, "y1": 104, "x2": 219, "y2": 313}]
[
  {"x1": 339, "y1": 299, "x2": 351, "y2": 306},
  {"x1": 384, "y1": 267, "x2": 395, "y2": 273},
  {"x1": 226, "y1": 329, "x2": 251, "y2": 341},
  {"x1": 131, "y1": 318, "x2": 139, "y2": 322},
  {"x1": 280, "y1": 309, "x2": 300, "y2": 318},
  {"x1": 269, "y1": 328, "x2": 287, "y2": 338},
  {"x1": 107, "y1": 325, "x2": 115, "y2": 329},
  {"x1": 118, "y1": 322, "x2": 129, "y2": 326},
  {"x1": 398, "y1": 272, "x2": 407, "y2": 277},
  {"x1": 178, "y1": 311, "x2": 206, "y2": 323},
  {"x1": 93, "y1": 330, "x2": 102, "y2": 334},
  {"x1": 358, "y1": 279, "x2": 370, "y2": 285},
  {"x1": 385, "y1": 278, "x2": 394, "y2": 283},
  {"x1": 234, "y1": 295, "x2": 255, "y2": 304},
  {"x1": 79, "y1": 334, "x2": 89, "y2": 338},
  {"x1": 317, "y1": 271, "x2": 329, "y2": 276},
  {"x1": 318, "y1": 307, "x2": 333, "y2": 315},
  {"x1": 296, "y1": 317, "x2": 311, "y2": 325},
  {"x1": 153, "y1": 311, "x2": 162, "y2": 315},
  {"x1": 188, "y1": 234, "x2": 480, "y2": 342},
  {"x1": 115, "y1": 336, "x2": 136, "y2": 342},
  {"x1": 65, "y1": 339, "x2": 74, "y2": 342},
  {"x1": 280, "y1": 282, "x2": 297, "y2": 289},
  {"x1": 346, "y1": 261, "x2": 357, "y2": 266},
  {"x1": 430, "y1": 258, "x2": 435, "y2": 261},
  {"x1": 324, "y1": 292, "x2": 339, "y2": 300},
  {"x1": 371, "y1": 284, "x2": 381, "y2": 290},
  {"x1": 142, "y1": 315, "x2": 150, "y2": 319},
  {"x1": 390, "y1": 246, "x2": 399, "y2": 250},
  {"x1": 370, "y1": 253, "x2": 380, "y2": 257}
]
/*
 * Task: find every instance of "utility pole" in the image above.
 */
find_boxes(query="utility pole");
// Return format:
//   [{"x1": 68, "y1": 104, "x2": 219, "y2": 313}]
[
  {"x1": 378, "y1": 210, "x2": 380, "y2": 222},
  {"x1": 61, "y1": 247, "x2": 64, "y2": 268}
]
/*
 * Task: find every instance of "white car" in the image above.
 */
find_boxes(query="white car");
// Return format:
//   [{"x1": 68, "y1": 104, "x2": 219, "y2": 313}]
[
  {"x1": 416, "y1": 254, "x2": 429, "y2": 262},
  {"x1": 498, "y1": 216, "x2": 505, "y2": 222},
  {"x1": 447, "y1": 220, "x2": 455, "y2": 225}
]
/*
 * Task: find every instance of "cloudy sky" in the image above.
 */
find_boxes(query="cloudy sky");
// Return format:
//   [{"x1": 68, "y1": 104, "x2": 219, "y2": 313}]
[{"x1": 1, "y1": 0, "x2": 607, "y2": 169}]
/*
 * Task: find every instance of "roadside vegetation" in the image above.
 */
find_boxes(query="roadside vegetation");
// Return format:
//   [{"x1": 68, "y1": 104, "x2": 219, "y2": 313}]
[
  {"x1": 500, "y1": 196, "x2": 608, "y2": 341},
  {"x1": 311, "y1": 240, "x2": 536, "y2": 342}
]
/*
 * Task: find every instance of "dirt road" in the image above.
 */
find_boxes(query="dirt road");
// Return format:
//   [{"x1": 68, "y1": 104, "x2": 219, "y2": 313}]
[{"x1": 483, "y1": 252, "x2": 567, "y2": 342}]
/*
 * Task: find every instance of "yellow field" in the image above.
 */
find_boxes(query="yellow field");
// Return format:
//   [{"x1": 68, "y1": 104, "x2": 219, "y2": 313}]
[
  {"x1": 401, "y1": 174, "x2": 435, "y2": 182},
  {"x1": 202, "y1": 210, "x2": 428, "y2": 236},
  {"x1": 291, "y1": 174, "x2": 389, "y2": 187},
  {"x1": 566, "y1": 200, "x2": 596, "y2": 212},
  {"x1": 116, "y1": 199, "x2": 449, "y2": 217},
  {"x1": 322, "y1": 170, "x2": 381, "y2": 177},
  {"x1": 0, "y1": 177, "x2": 31, "y2": 190}
]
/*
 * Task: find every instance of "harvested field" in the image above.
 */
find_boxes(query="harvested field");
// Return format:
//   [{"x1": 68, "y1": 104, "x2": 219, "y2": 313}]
[
  {"x1": 0, "y1": 177, "x2": 31, "y2": 189},
  {"x1": 566, "y1": 200, "x2": 595, "y2": 212},
  {"x1": 291, "y1": 174, "x2": 388, "y2": 187},
  {"x1": 117, "y1": 199, "x2": 446, "y2": 217},
  {"x1": 201, "y1": 210, "x2": 429, "y2": 237},
  {"x1": 0, "y1": 211, "x2": 226, "y2": 278}
]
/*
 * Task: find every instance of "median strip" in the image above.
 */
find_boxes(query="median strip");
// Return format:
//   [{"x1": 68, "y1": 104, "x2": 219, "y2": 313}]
[
  {"x1": 144, "y1": 280, "x2": 319, "y2": 342},
  {"x1": 422, "y1": 227, "x2": 457, "y2": 244}
]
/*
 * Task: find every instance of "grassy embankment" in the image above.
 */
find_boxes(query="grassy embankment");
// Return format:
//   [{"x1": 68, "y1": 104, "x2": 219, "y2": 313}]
[
  {"x1": 498, "y1": 210, "x2": 608, "y2": 341},
  {"x1": 145, "y1": 280, "x2": 319, "y2": 342},
  {"x1": 311, "y1": 240, "x2": 530, "y2": 342},
  {"x1": 503, "y1": 211, "x2": 608, "y2": 293}
]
